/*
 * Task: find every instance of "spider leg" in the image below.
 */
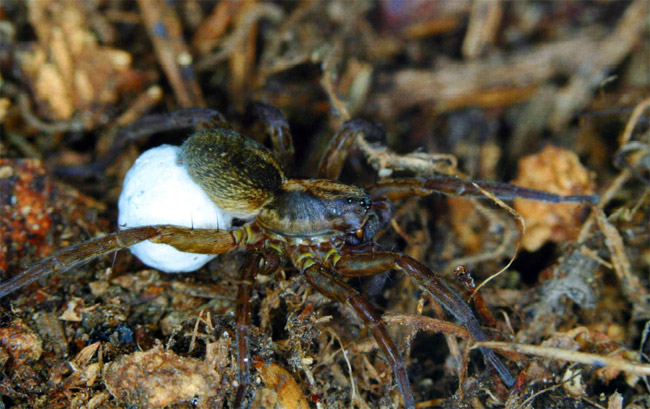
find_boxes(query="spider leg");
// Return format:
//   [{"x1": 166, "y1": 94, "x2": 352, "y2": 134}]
[
  {"x1": 333, "y1": 251, "x2": 516, "y2": 388},
  {"x1": 246, "y1": 101, "x2": 295, "y2": 173},
  {"x1": 372, "y1": 177, "x2": 599, "y2": 204},
  {"x1": 302, "y1": 263, "x2": 416, "y2": 409},
  {"x1": 117, "y1": 107, "x2": 231, "y2": 139},
  {"x1": 0, "y1": 225, "x2": 249, "y2": 299},
  {"x1": 233, "y1": 249, "x2": 282, "y2": 408},
  {"x1": 56, "y1": 108, "x2": 231, "y2": 178},
  {"x1": 317, "y1": 119, "x2": 385, "y2": 180}
]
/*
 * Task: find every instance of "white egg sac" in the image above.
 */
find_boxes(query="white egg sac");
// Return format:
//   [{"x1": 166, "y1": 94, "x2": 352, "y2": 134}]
[{"x1": 118, "y1": 145, "x2": 233, "y2": 273}]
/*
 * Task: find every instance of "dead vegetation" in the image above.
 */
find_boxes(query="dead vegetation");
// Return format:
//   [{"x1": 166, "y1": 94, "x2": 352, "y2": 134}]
[{"x1": 0, "y1": 1, "x2": 649, "y2": 408}]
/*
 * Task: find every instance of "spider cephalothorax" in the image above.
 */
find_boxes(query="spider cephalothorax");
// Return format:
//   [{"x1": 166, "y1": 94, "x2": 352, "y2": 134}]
[{"x1": 0, "y1": 104, "x2": 598, "y2": 408}]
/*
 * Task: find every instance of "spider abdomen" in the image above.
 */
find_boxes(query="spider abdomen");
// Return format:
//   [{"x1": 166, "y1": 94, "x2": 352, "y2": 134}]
[{"x1": 180, "y1": 129, "x2": 286, "y2": 218}]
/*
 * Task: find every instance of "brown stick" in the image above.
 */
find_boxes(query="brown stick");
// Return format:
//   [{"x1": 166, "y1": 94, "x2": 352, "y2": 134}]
[{"x1": 137, "y1": 0, "x2": 204, "y2": 108}]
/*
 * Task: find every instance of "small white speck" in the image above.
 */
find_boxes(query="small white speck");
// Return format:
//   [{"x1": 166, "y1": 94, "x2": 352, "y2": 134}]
[
  {"x1": 178, "y1": 52, "x2": 192, "y2": 65},
  {"x1": 379, "y1": 168, "x2": 393, "y2": 178}
]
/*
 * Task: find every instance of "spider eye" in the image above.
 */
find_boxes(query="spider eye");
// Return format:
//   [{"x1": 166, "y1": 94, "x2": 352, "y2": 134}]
[{"x1": 344, "y1": 197, "x2": 372, "y2": 210}]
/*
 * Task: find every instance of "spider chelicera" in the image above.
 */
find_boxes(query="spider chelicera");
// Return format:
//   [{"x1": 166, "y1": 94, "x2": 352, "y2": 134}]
[{"x1": 0, "y1": 103, "x2": 598, "y2": 408}]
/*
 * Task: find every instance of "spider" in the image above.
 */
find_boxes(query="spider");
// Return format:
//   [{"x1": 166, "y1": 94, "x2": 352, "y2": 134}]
[{"x1": 0, "y1": 103, "x2": 598, "y2": 408}]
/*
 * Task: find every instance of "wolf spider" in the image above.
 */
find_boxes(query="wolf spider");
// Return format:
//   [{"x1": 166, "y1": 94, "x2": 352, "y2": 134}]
[{"x1": 0, "y1": 103, "x2": 598, "y2": 408}]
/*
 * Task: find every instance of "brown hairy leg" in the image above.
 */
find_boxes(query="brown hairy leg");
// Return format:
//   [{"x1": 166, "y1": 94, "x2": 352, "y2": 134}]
[
  {"x1": 0, "y1": 225, "x2": 251, "y2": 299},
  {"x1": 334, "y1": 251, "x2": 516, "y2": 388},
  {"x1": 302, "y1": 263, "x2": 416, "y2": 409},
  {"x1": 233, "y1": 249, "x2": 282, "y2": 408}
]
